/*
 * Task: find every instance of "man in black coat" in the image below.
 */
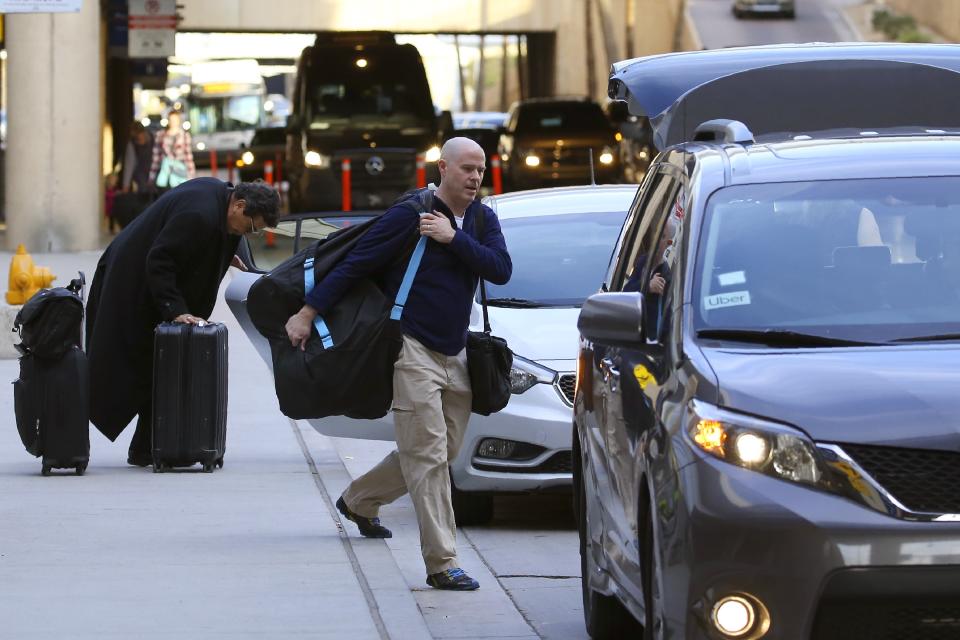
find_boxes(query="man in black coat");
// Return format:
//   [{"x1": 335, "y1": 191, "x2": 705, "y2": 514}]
[{"x1": 85, "y1": 178, "x2": 280, "y2": 465}]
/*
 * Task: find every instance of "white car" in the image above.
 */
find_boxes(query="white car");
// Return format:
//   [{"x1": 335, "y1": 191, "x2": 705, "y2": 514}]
[
  {"x1": 226, "y1": 184, "x2": 637, "y2": 523},
  {"x1": 733, "y1": 0, "x2": 795, "y2": 18}
]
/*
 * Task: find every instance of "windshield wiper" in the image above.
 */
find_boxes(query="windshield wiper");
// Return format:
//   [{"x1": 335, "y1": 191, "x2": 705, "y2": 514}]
[
  {"x1": 891, "y1": 333, "x2": 960, "y2": 343},
  {"x1": 696, "y1": 328, "x2": 879, "y2": 347},
  {"x1": 485, "y1": 297, "x2": 546, "y2": 308}
]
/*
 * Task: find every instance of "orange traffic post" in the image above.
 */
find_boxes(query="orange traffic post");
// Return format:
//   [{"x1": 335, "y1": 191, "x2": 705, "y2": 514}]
[
  {"x1": 415, "y1": 153, "x2": 426, "y2": 188},
  {"x1": 341, "y1": 158, "x2": 352, "y2": 212},
  {"x1": 263, "y1": 160, "x2": 275, "y2": 185},
  {"x1": 210, "y1": 149, "x2": 218, "y2": 179},
  {"x1": 227, "y1": 153, "x2": 234, "y2": 183},
  {"x1": 491, "y1": 155, "x2": 503, "y2": 194}
]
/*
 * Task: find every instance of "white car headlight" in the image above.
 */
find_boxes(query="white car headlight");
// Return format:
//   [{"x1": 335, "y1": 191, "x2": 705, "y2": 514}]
[
  {"x1": 424, "y1": 145, "x2": 442, "y2": 163},
  {"x1": 304, "y1": 150, "x2": 330, "y2": 168},
  {"x1": 509, "y1": 355, "x2": 556, "y2": 394}
]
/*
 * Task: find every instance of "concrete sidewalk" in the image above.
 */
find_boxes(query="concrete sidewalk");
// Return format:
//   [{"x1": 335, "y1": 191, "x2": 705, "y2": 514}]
[{"x1": 0, "y1": 255, "x2": 432, "y2": 640}]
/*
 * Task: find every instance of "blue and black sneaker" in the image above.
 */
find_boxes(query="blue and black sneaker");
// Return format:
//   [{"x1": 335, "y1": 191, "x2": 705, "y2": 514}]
[
  {"x1": 426, "y1": 568, "x2": 480, "y2": 591},
  {"x1": 336, "y1": 496, "x2": 393, "y2": 538}
]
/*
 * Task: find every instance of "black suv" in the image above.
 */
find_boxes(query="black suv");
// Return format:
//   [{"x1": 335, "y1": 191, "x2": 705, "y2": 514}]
[{"x1": 575, "y1": 43, "x2": 960, "y2": 640}]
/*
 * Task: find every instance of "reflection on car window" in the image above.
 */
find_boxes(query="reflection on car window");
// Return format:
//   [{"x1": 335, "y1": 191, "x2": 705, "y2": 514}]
[
  {"x1": 244, "y1": 218, "x2": 343, "y2": 272},
  {"x1": 694, "y1": 177, "x2": 960, "y2": 342},
  {"x1": 482, "y1": 211, "x2": 627, "y2": 307},
  {"x1": 616, "y1": 173, "x2": 679, "y2": 291}
]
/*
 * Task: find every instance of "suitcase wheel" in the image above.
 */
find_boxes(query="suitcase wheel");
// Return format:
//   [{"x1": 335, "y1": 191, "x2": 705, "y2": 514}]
[
  {"x1": 41, "y1": 464, "x2": 51, "y2": 477},
  {"x1": 216, "y1": 458, "x2": 224, "y2": 469},
  {"x1": 202, "y1": 463, "x2": 214, "y2": 473},
  {"x1": 75, "y1": 463, "x2": 87, "y2": 476},
  {"x1": 153, "y1": 461, "x2": 165, "y2": 473}
]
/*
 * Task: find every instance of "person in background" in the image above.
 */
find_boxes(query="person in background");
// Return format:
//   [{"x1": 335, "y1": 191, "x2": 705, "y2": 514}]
[
  {"x1": 122, "y1": 121, "x2": 154, "y2": 194},
  {"x1": 148, "y1": 111, "x2": 195, "y2": 191}
]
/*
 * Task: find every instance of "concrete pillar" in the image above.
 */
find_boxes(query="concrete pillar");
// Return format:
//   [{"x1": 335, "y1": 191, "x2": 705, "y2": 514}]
[{"x1": 5, "y1": 2, "x2": 101, "y2": 252}]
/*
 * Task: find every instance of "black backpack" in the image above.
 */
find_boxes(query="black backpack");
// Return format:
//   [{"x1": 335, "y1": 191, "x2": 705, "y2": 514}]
[{"x1": 13, "y1": 275, "x2": 85, "y2": 359}]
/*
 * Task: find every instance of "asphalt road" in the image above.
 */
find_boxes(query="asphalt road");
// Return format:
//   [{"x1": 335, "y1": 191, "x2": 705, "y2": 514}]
[{"x1": 688, "y1": 0, "x2": 863, "y2": 49}]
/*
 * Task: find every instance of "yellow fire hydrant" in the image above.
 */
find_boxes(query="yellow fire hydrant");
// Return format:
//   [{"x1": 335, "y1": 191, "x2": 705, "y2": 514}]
[{"x1": 6, "y1": 244, "x2": 56, "y2": 305}]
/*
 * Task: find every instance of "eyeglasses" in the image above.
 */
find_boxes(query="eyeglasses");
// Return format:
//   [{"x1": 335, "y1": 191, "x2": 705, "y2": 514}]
[{"x1": 248, "y1": 216, "x2": 265, "y2": 237}]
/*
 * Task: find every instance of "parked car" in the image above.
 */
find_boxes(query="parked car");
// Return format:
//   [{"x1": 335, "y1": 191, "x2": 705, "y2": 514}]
[
  {"x1": 733, "y1": 0, "x2": 795, "y2": 18},
  {"x1": 225, "y1": 184, "x2": 637, "y2": 524},
  {"x1": 237, "y1": 126, "x2": 287, "y2": 183},
  {"x1": 499, "y1": 98, "x2": 621, "y2": 191},
  {"x1": 576, "y1": 43, "x2": 960, "y2": 639}
]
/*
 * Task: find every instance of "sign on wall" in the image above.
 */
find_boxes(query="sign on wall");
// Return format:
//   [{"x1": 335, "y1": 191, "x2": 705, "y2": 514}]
[
  {"x1": 0, "y1": 0, "x2": 81, "y2": 12},
  {"x1": 128, "y1": 0, "x2": 177, "y2": 59}
]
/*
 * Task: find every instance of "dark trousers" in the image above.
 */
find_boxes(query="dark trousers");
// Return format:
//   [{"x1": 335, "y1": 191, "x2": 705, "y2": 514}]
[{"x1": 128, "y1": 396, "x2": 152, "y2": 457}]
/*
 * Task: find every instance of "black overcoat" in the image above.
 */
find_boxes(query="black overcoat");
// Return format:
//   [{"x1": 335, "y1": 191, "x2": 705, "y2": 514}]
[{"x1": 86, "y1": 178, "x2": 240, "y2": 440}]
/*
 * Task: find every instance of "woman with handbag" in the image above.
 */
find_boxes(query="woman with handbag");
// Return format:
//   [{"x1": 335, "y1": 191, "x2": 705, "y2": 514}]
[{"x1": 148, "y1": 110, "x2": 196, "y2": 191}]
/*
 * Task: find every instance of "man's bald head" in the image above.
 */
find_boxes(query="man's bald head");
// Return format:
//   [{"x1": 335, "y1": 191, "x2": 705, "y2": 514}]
[
  {"x1": 440, "y1": 137, "x2": 485, "y2": 163},
  {"x1": 436, "y1": 137, "x2": 486, "y2": 213}
]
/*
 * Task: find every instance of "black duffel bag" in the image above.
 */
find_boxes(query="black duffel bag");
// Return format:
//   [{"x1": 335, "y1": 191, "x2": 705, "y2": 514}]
[
  {"x1": 247, "y1": 188, "x2": 432, "y2": 420},
  {"x1": 466, "y1": 209, "x2": 513, "y2": 415}
]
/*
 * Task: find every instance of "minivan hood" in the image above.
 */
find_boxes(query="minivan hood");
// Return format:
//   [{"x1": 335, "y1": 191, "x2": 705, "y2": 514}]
[
  {"x1": 608, "y1": 42, "x2": 960, "y2": 149},
  {"x1": 703, "y1": 345, "x2": 960, "y2": 449}
]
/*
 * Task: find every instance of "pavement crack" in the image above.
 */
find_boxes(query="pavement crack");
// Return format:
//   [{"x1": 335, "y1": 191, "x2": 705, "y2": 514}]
[
  {"x1": 498, "y1": 574, "x2": 578, "y2": 580},
  {"x1": 290, "y1": 419, "x2": 392, "y2": 640}
]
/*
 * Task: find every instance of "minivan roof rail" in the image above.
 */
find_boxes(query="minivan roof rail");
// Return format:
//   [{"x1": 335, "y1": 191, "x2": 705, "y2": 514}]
[{"x1": 693, "y1": 119, "x2": 756, "y2": 145}]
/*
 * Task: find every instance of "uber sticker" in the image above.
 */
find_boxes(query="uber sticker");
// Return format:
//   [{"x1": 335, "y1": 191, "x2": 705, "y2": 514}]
[
  {"x1": 717, "y1": 271, "x2": 747, "y2": 287},
  {"x1": 704, "y1": 290, "x2": 751, "y2": 310}
]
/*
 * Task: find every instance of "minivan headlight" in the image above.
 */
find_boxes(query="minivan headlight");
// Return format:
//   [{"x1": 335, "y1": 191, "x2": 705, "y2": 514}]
[
  {"x1": 510, "y1": 355, "x2": 556, "y2": 394},
  {"x1": 687, "y1": 401, "x2": 825, "y2": 486}
]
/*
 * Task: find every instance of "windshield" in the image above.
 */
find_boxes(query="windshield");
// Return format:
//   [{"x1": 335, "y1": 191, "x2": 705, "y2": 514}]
[
  {"x1": 483, "y1": 210, "x2": 626, "y2": 307},
  {"x1": 516, "y1": 103, "x2": 610, "y2": 133},
  {"x1": 694, "y1": 177, "x2": 960, "y2": 342},
  {"x1": 187, "y1": 95, "x2": 262, "y2": 134},
  {"x1": 306, "y1": 54, "x2": 433, "y2": 131}
]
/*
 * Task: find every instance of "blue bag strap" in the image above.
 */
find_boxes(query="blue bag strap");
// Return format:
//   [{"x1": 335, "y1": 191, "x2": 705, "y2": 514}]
[
  {"x1": 303, "y1": 257, "x2": 333, "y2": 348},
  {"x1": 390, "y1": 235, "x2": 427, "y2": 320}
]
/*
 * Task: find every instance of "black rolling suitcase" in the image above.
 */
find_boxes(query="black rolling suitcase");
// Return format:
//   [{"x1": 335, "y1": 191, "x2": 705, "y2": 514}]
[
  {"x1": 12, "y1": 274, "x2": 90, "y2": 476},
  {"x1": 151, "y1": 322, "x2": 228, "y2": 473}
]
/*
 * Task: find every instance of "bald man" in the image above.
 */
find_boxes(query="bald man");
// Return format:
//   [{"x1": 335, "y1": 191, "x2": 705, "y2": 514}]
[{"x1": 285, "y1": 138, "x2": 512, "y2": 590}]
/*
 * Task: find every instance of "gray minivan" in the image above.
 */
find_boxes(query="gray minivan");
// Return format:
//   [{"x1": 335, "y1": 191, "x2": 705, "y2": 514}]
[{"x1": 575, "y1": 43, "x2": 960, "y2": 639}]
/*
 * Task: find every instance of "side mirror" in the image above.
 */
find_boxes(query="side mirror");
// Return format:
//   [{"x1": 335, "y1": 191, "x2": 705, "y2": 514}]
[{"x1": 578, "y1": 292, "x2": 645, "y2": 347}]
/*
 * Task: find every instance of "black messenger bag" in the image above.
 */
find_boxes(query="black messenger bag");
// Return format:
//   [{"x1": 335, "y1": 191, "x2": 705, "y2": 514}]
[{"x1": 466, "y1": 211, "x2": 513, "y2": 416}]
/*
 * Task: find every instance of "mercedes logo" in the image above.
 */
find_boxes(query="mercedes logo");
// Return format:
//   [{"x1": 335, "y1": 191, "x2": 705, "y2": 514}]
[{"x1": 365, "y1": 156, "x2": 385, "y2": 176}]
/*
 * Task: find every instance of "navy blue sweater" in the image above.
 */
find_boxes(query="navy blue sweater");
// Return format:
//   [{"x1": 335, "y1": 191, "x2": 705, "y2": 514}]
[{"x1": 304, "y1": 196, "x2": 512, "y2": 356}]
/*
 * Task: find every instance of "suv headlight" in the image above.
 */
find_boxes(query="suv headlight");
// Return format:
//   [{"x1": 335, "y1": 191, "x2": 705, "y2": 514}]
[
  {"x1": 424, "y1": 145, "x2": 441, "y2": 163},
  {"x1": 687, "y1": 401, "x2": 826, "y2": 486},
  {"x1": 510, "y1": 355, "x2": 556, "y2": 394},
  {"x1": 598, "y1": 146, "x2": 616, "y2": 165},
  {"x1": 304, "y1": 150, "x2": 331, "y2": 168}
]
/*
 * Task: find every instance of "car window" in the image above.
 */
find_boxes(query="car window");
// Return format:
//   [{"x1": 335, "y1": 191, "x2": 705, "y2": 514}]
[
  {"x1": 243, "y1": 216, "x2": 371, "y2": 273},
  {"x1": 482, "y1": 210, "x2": 628, "y2": 307},
  {"x1": 693, "y1": 176, "x2": 960, "y2": 342},
  {"x1": 611, "y1": 170, "x2": 681, "y2": 291}
]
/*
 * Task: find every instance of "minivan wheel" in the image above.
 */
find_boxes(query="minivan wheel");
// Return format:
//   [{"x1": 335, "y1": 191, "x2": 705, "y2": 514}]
[
  {"x1": 576, "y1": 439, "x2": 643, "y2": 638},
  {"x1": 640, "y1": 496, "x2": 664, "y2": 640},
  {"x1": 451, "y1": 482, "x2": 494, "y2": 526}
]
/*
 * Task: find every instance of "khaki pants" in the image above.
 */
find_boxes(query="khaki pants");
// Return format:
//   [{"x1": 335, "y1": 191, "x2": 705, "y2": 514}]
[{"x1": 342, "y1": 334, "x2": 472, "y2": 574}]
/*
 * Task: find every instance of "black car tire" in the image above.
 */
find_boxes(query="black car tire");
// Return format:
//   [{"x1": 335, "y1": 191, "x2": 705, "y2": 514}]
[
  {"x1": 640, "y1": 489, "x2": 664, "y2": 640},
  {"x1": 575, "y1": 435, "x2": 643, "y2": 639},
  {"x1": 451, "y1": 482, "x2": 494, "y2": 526}
]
